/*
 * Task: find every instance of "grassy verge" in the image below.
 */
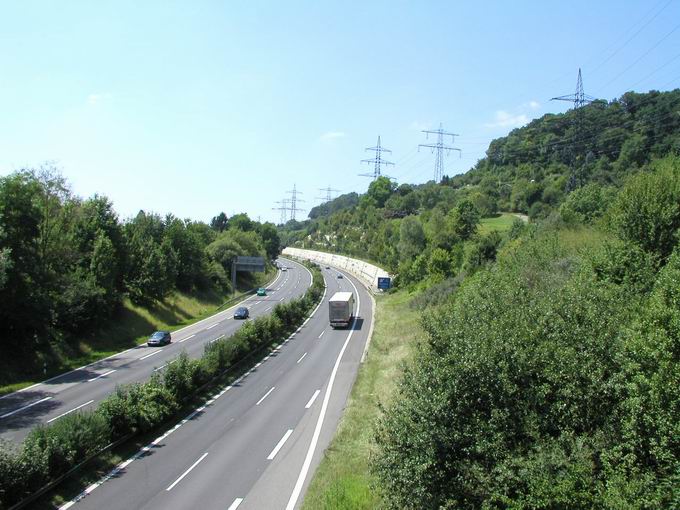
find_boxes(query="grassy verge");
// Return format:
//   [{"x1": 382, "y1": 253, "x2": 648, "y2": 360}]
[
  {"x1": 0, "y1": 268, "x2": 276, "y2": 396},
  {"x1": 301, "y1": 289, "x2": 425, "y2": 509}
]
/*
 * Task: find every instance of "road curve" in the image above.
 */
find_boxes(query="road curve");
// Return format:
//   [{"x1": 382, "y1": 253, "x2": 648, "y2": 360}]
[
  {"x1": 59, "y1": 265, "x2": 373, "y2": 510},
  {"x1": 0, "y1": 258, "x2": 312, "y2": 444}
]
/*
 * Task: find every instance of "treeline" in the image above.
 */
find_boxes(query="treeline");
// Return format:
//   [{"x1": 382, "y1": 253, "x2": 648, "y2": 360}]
[
  {"x1": 451, "y1": 88, "x2": 680, "y2": 218},
  {"x1": 281, "y1": 176, "x2": 511, "y2": 287},
  {"x1": 373, "y1": 156, "x2": 680, "y2": 508},
  {"x1": 0, "y1": 168, "x2": 280, "y2": 374}
]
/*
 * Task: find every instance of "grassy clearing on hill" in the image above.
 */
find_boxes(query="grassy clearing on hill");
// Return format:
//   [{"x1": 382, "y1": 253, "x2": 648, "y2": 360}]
[
  {"x1": 478, "y1": 212, "x2": 517, "y2": 235},
  {"x1": 302, "y1": 289, "x2": 425, "y2": 510}
]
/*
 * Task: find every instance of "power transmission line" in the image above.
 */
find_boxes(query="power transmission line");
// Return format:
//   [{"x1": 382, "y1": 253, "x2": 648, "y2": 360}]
[
  {"x1": 359, "y1": 136, "x2": 394, "y2": 180},
  {"x1": 272, "y1": 199, "x2": 289, "y2": 225},
  {"x1": 418, "y1": 123, "x2": 461, "y2": 182},
  {"x1": 286, "y1": 184, "x2": 305, "y2": 221},
  {"x1": 317, "y1": 186, "x2": 340, "y2": 203},
  {"x1": 551, "y1": 68, "x2": 597, "y2": 191}
]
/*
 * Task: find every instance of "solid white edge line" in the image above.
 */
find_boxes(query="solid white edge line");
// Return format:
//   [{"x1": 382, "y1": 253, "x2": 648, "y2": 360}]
[
  {"x1": 87, "y1": 369, "x2": 116, "y2": 382},
  {"x1": 139, "y1": 349, "x2": 163, "y2": 361},
  {"x1": 227, "y1": 498, "x2": 244, "y2": 510},
  {"x1": 0, "y1": 396, "x2": 53, "y2": 419},
  {"x1": 47, "y1": 399, "x2": 95, "y2": 424},
  {"x1": 267, "y1": 429, "x2": 293, "y2": 460},
  {"x1": 165, "y1": 452, "x2": 209, "y2": 491},
  {"x1": 256, "y1": 386, "x2": 275, "y2": 406},
  {"x1": 318, "y1": 330, "x2": 325, "y2": 339},
  {"x1": 305, "y1": 389, "x2": 321, "y2": 409},
  {"x1": 296, "y1": 352, "x2": 307, "y2": 364},
  {"x1": 285, "y1": 270, "x2": 361, "y2": 510}
]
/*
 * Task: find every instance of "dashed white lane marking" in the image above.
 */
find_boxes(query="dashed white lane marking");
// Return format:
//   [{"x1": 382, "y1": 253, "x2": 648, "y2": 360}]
[
  {"x1": 47, "y1": 400, "x2": 94, "y2": 423},
  {"x1": 318, "y1": 330, "x2": 325, "y2": 339},
  {"x1": 285, "y1": 269, "x2": 362, "y2": 510},
  {"x1": 205, "y1": 323, "x2": 219, "y2": 330},
  {"x1": 267, "y1": 429, "x2": 293, "y2": 460},
  {"x1": 256, "y1": 386, "x2": 275, "y2": 406},
  {"x1": 153, "y1": 359, "x2": 178, "y2": 373},
  {"x1": 227, "y1": 498, "x2": 243, "y2": 510},
  {"x1": 264, "y1": 306, "x2": 271, "y2": 311},
  {"x1": 166, "y1": 452, "x2": 209, "y2": 491},
  {"x1": 296, "y1": 352, "x2": 307, "y2": 364},
  {"x1": 279, "y1": 297, "x2": 285, "y2": 301},
  {"x1": 305, "y1": 390, "x2": 321, "y2": 409},
  {"x1": 179, "y1": 334, "x2": 195, "y2": 343},
  {"x1": 139, "y1": 349, "x2": 163, "y2": 361},
  {"x1": 87, "y1": 369, "x2": 117, "y2": 382},
  {"x1": 0, "y1": 396, "x2": 53, "y2": 419}
]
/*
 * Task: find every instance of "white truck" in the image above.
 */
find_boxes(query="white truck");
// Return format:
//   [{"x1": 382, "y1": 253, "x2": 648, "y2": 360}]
[{"x1": 329, "y1": 291, "x2": 355, "y2": 328}]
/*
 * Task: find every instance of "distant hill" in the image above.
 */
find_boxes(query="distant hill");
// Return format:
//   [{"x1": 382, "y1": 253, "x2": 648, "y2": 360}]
[
  {"x1": 308, "y1": 192, "x2": 359, "y2": 219},
  {"x1": 448, "y1": 89, "x2": 680, "y2": 216}
]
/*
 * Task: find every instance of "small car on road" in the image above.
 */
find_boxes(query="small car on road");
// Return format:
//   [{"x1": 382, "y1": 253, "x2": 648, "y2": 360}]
[
  {"x1": 337, "y1": 274, "x2": 344, "y2": 279},
  {"x1": 147, "y1": 330, "x2": 171, "y2": 347},
  {"x1": 234, "y1": 307, "x2": 249, "y2": 319},
  {"x1": 257, "y1": 287, "x2": 267, "y2": 296}
]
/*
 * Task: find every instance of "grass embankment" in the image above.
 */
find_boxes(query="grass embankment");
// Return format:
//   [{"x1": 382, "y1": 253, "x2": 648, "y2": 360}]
[
  {"x1": 0, "y1": 270, "x2": 275, "y2": 396},
  {"x1": 478, "y1": 212, "x2": 517, "y2": 234},
  {"x1": 302, "y1": 290, "x2": 425, "y2": 509}
]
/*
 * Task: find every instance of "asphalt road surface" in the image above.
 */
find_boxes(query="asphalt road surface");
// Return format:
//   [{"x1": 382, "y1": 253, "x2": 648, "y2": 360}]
[
  {"x1": 0, "y1": 258, "x2": 312, "y2": 444},
  {"x1": 59, "y1": 264, "x2": 373, "y2": 510}
]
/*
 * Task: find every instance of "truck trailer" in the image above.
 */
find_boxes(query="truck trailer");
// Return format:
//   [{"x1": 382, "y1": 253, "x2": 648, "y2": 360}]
[{"x1": 329, "y1": 291, "x2": 354, "y2": 328}]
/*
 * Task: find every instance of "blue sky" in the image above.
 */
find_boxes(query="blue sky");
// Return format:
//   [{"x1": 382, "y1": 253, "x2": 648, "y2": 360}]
[{"x1": 1, "y1": 0, "x2": 679, "y2": 223}]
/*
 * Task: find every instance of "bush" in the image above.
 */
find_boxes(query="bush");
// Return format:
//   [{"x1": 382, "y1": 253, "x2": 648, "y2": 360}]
[
  {"x1": 373, "y1": 235, "x2": 633, "y2": 509},
  {"x1": 608, "y1": 155, "x2": 680, "y2": 260},
  {"x1": 22, "y1": 412, "x2": 110, "y2": 476}
]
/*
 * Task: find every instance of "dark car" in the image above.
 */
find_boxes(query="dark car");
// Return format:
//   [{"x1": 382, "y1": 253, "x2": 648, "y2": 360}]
[
  {"x1": 337, "y1": 274, "x2": 343, "y2": 279},
  {"x1": 234, "y1": 306, "x2": 249, "y2": 319},
  {"x1": 147, "y1": 330, "x2": 171, "y2": 347}
]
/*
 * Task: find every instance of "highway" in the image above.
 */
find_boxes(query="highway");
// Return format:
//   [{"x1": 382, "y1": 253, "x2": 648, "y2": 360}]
[
  {"x1": 0, "y1": 258, "x2": 312, "y2": 444},
  {"x1": 59, "y1": 265, "x2": 373, "y2": 510}
]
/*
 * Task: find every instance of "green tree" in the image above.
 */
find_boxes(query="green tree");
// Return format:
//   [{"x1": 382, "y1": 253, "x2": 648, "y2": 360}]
[
  {"x1": 210, "y1": 212, "x2": 228, "y2": 232},
  {"x1": 449, "y1": 199, "x2": 480, "y2": 241},
  {"x1": 258, "y1": 222, "x2": 280, "y2": 259},
  {"x1": 608, "y1": 155, "x2": 680, "y2": 260},
  {"x1": 397, "y1": 216, "x2": 425, "y2": 263},
  {"x1": 365, "y1": 176, "x2": 396, "y2": 208}
]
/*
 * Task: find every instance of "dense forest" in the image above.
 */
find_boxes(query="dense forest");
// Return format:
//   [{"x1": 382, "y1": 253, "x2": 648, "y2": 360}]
[
  {"x1": 281, "y1": 89, "x2": 680, "y2": 507},
  {"x1": 0, "y1": 168, "x2": 279, "y2": 379}
]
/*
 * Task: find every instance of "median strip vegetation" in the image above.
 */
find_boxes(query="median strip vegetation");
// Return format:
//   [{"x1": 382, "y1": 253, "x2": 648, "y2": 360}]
[{"x1": 0, "y1": 261, "x2": 324, "y2": 510}]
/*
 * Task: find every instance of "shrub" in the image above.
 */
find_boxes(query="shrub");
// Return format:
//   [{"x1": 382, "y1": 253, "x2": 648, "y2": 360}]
[{"x1": 608, "y1": 155, "x2": 680, "y2": 260}]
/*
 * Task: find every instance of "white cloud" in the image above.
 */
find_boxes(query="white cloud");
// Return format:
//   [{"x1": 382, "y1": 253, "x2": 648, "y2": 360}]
[
  {"x1": 87, "y1": 93, "x2": 112, "y2": 105},
  {"x1": 320, "y1": 131, "x2": 346, "y2": 141},
  {"x1": 525, "y1": 100, "x2": 541, "y2": 110},
  {"x1": 485, "y1": 110, "x2": 530, "y2": 128},
  {"x1": 410, "y1": 120, "x2": 430, "y2": 131}
]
